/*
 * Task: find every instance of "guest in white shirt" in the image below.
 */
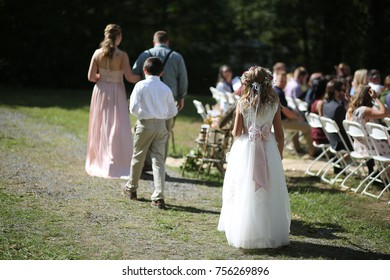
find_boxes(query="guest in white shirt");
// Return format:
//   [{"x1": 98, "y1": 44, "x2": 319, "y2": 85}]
[{"x1": 123, "y1": 57, "x2": 178, "y2": 210}]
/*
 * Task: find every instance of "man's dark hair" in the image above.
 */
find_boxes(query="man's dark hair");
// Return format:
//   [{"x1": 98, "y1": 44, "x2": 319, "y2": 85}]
[{"x1": 143, "y1": 57, "x2": 163, "y2": 76}]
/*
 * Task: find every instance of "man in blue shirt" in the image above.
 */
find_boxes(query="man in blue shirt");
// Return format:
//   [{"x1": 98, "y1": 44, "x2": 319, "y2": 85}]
[{"x1": 132, "y1": 31, "x2": 188, "y2": 169}]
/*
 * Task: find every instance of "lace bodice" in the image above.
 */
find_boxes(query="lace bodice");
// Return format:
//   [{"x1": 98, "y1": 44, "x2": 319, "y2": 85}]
[
  {"x1": 98, "y1": 68, "x2": 123, "y2": 83},
  {"x1": 239, "y1": 100, "x2": 278, "y2": 131}
]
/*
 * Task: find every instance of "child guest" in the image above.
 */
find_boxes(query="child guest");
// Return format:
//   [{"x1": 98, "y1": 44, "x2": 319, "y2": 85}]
[
  {"x1": 123, "y1": 57, "x2": 178, "y2": 209},
  {"x1": 218, "y1": 66, "x2": 291, "y2": 248}
]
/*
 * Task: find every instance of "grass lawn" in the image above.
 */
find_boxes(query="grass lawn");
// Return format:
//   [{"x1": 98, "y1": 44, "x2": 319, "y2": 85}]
[{"x1": 0, "y1": 87, "x2": 389, "y2": 260}]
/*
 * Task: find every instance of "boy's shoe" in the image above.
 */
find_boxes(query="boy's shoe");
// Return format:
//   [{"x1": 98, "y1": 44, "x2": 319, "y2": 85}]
[
  {"x1": 122, "y1": 184, "x2": 137, "y2": 200},
  {"x1": 151, "y1": 199, "x2": 166, "y2": 209}
]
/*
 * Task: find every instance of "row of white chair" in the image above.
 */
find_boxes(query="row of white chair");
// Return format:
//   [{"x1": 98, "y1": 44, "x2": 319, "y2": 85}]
[
  {"x1": 209, "y1": 87, "x2": 238, "y2": 113},
  {"x1": 305, "y1": 113, "x2": 390, "y2": 203}
]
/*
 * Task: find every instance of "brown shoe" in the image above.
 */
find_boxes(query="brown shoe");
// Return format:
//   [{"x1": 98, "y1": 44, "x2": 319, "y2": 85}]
[
  {"x1": 151, "y1": 199, "x2": 166, "y2": 209},
  {"x1": 122, "y1": 184, "x2": 137, "y2": 200}
]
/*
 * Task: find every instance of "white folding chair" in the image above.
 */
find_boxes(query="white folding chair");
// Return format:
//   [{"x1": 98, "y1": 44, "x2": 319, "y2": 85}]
[
  {"x1": 209, "y1": 87, "x2": 229, "y2": 112},
  {"x1": 319, "y1": 116, "x2": 353, "y2": 185},
  {"x1": 193, "y1": 100, "x2": 207, "y2": 120},
  {"x1": 285, "y1": 96, "x2": 297, "y2": 111},
  {"x1": 383, "y1": 117, "x2": 390, "y2": 128},
  {"x1": 341, "y1": 120, "x2": 375, "y2": 191},
  {"x1": 295, "y1": 98, "x2": 309, "y2": 113},
  {"x1": 304, "y1": 113, "x2": 335, "y2": 176},
  {"x1": 362, "y1": 122, "x2": 390, "y2": 201},
  {"x1": 285, "y1": 96, "x2": 308, "y2": 114},
  {"x1": 225, "y1": 92, "x2": 237, "y2": 105}
]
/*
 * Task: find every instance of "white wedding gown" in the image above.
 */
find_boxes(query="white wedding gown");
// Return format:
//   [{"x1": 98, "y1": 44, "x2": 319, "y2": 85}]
[{"x1": 218, "y1": 101, "x2": 291, "y2": 249}]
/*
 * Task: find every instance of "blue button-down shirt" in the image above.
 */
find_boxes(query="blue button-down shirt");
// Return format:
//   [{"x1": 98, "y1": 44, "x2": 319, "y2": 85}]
[{"x1": 132, "y1": 44, "x2": 188, "y2": 100}]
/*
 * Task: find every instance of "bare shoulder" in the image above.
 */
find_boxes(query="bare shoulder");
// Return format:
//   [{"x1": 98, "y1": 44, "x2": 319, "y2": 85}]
[{"x1": 92, "y1": 48, "x2": 102, "y2": 58}]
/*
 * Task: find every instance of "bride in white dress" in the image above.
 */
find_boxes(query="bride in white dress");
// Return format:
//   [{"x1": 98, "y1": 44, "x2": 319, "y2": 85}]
[{"x1": 218, "y1": 66, "x2": 290, "y2": 249}]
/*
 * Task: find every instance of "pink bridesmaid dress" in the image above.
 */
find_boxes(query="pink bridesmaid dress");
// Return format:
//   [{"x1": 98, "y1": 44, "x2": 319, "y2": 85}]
[{"x1": 85, "y1": 68, "x2": 132, "y2": 178}]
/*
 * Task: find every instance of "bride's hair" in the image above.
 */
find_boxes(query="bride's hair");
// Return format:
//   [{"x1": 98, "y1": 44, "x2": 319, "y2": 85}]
[
  {"x1": 239, "y1": 66, "x2": 278, "y2": 111},
  {"x1": 100, "y1": 24, "x2": 121, "y2": 58}
]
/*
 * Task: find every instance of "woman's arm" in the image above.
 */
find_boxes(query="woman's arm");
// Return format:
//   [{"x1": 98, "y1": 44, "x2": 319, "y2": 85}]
[
  {"x1": 87, "y1": 50, "x2": 100, "y2": 82},
  {"x1": 365, "y1": 89, "x2": 390, "y2": 120},
  {"x1": 273, "y1": 104, "x2": 285, "y2": 159},
  {"x1": 316, "y1": 99, "x2": 324, "y2": 116},
  {"x1": 122, "y1": 52, "x2": 142, "y2": 83},
  {"x1": 231, "y1": 105, "x2": 243, "y2": 138}
]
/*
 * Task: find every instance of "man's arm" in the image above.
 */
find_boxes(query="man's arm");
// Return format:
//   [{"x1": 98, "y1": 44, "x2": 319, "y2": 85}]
[{"x1": 176, "y1": 55, "x2": 188, "y2": 110}]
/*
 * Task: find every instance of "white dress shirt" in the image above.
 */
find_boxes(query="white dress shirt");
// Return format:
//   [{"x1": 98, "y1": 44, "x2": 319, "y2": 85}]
[{"x1": 130, "y1": 75, "x2": 178, "y2": 120}]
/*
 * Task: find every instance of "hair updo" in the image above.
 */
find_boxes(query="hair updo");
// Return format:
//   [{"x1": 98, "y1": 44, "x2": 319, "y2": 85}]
[{"x1": 100, "y1": 24, "x2": 122, "y2": 58}]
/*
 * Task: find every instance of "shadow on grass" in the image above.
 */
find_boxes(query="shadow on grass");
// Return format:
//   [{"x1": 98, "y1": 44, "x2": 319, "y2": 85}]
[
  {"x1": 242, "y1": 240, "x2": 390, "y2": 260},
  {"x1": 286, "y1": 174, "x2": 344, "y2": 194},
  {"x1": 136, "y1": 198, "x2": 220, "y2": 215},
  {"x1": 141, "y1": 172, "x2": 222, "y2": 188},
  {"x1": 290, "y1": 220, "x2": 344, "y2": 240},
  {"x1": 241, "y1": 219, "x2": 390, "y2": 259}
]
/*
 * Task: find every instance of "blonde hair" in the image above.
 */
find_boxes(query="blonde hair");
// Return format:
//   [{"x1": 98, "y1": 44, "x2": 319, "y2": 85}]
[
  {"x1": 352, "y1": 69, "x2": 368, "y2": 89},
  {"x1": 348, "y1": 85, "x2": 373, "y2": 113},
  {"x1": 239, "y1": 66, "x2": 278, "y2": 112},
  {"x1": 100, "y1": 24, "x2": 122, "y2": 58}
]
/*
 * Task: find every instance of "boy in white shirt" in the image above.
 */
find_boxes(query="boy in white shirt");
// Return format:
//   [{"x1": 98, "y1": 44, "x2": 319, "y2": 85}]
[{"x1": 123, "y1": 57, "x2": 178, "y2": 209}]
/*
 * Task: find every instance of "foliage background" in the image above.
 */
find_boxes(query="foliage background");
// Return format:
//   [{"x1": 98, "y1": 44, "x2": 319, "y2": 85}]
[{"x1": 1, "y1": 0, "x2": 389, "y2": 94}]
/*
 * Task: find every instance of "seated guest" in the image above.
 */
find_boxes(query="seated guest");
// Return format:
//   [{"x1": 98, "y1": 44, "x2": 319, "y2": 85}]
[
  {"x1": 335, "y1": 62, "x2": 351, "y2": 79},
  {"x1": 368, "y1": 69, "x2": 384, "y2": 94},
  {"x1": 323, "y1": 79, "x2": 352, "y2": 174},
  {"x1": 216, "y1": 65, "x2": 234, "y2": 93},
  {"x1": 346, "y1": 85, "x2": 390, "y2": 172},
  {"x1": 304, "y1": 72, "x2": 324, "y2": 105},
  {"x1": 272, "y1": 62, "x2": 286, "y2": 76},
  {"x1": 273, "y1": 71, "x2": 316, "y2": 157},
  {"x1": 285, "y1": 66, "x2": 308, "y2": 100},
  {"x1": 323, "y1": 79, "x2": 352, "y2": 151},
  {"x1": 350, "y1": 68, "x2": 368, "y2": 96},
  {"x1": 308, "y1": 77, "x2": 328, "y2": 145}
]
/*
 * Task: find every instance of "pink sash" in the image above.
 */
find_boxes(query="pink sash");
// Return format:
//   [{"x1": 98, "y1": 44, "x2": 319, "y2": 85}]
[{"x1": 248, "y1": 123, "x2": 270, "y2": 191}]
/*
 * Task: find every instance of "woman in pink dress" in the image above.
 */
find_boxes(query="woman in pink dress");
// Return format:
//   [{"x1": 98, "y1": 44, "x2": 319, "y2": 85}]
[{"x1": 86, "y1": 24, "x2": 140, "y2": 178}]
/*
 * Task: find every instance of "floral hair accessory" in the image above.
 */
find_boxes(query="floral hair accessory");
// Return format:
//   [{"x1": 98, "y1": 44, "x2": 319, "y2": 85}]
[
  {"x1": 240, "y1": 66, "x2": 273, "y2": 86},
  {"x1": 240, "y1": 71, "x2": 251, "y2": 86},
  {"x1": 263, "y1": 68, "x2": 273, "y2": 86}
]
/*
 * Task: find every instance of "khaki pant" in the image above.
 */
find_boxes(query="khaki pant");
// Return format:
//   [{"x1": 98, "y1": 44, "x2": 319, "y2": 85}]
[
  {"x1": 126, "y1": 119, "x2": 168, "y2": 201},
  {"x1": 144, "y1": 117, "x2": 174, "y2": 168},
  {"x1": 282, "y1": 119, "x2": 315, "y2": 155}
]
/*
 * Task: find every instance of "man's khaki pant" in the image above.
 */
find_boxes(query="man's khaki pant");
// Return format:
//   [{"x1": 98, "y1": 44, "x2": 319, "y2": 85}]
[{"x1": 282, "y1": 119, "x2": 315, "y2": 155}]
